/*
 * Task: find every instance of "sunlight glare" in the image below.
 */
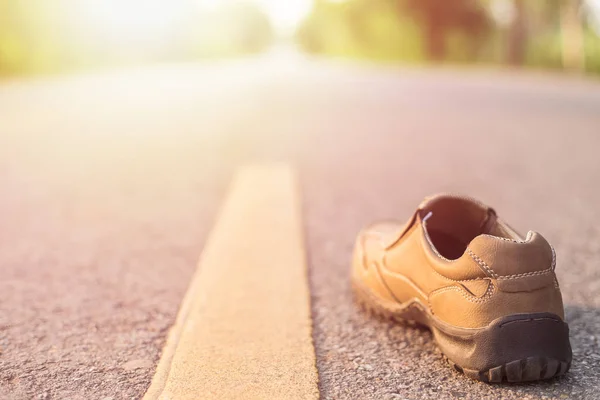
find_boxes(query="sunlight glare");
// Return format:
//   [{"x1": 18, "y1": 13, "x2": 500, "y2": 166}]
[
  {"x1": 79, "y1": 0, "x2": 313, "y2": 41},
  {"x1": 80, "y1": 0, "x2": 184, "y2": 44},
  {"x1": 255, "y1": 0, "x2": 313, "y2": 34}
]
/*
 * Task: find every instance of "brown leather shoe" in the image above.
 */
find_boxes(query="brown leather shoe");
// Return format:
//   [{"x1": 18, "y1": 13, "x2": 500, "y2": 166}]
[{"x1": 351, "y1": 194, "x2": 572, "y2": 382}]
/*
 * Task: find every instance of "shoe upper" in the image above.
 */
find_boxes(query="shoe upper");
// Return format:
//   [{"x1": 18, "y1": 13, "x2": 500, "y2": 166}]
[{"x1": 353, "y1": 194, "x2": 565, "y2": 329}]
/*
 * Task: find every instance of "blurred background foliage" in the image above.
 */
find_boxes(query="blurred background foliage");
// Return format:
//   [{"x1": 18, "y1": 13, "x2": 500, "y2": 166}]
[
  {"x1": 0, "y1": 0, "x2": 599, "y2": 75},
  {"x1": 0, "y1": 0, "x2": 273, "y2": 75},
  {"x1": 297, "y1": 0, "x2": 600, "y2": 74}
]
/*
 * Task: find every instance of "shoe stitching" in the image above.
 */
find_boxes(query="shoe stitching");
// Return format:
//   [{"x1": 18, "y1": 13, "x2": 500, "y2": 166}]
[
  {"x1": 417, "y1": 227, "x2": 488, "y2": 283},
  {"x1": 496, "y1": 268, "x2": 554, "y2": 280},
  {"x1": 479, "y1": 235, "x2": 527, "y2": 244},
  {"x1": 428, "y1": 282, "x2": 495, "y2": 307},
  {"x1": 429, "y1": 264, "x2": 487, "y2": 283},
  {"x1": 466, "y1": 249, "x2": 498, "y2": 278},
  {"x1": 479, "y1": 231, "x2": 533, "y2": 244},
  {"x1": 500, "y1": 317, "x2": 561, "y2": 328},
  {"x1": 470, "y1": 243, "x2": 557, "y2": 280},
  {"x1": 552, "y1": 244, "x2": 559, "y2": 288},
  {"x1": 369, "y1": 227, "x2": 558, "y2": 300},
  {"x1": 360, "y1": 233, "x2": 430, "y2": 301},
  {"x1": 379, "y1": 255, "x2": 429, "y2": 300},
  {"x1": 358, "y1": 251, "x2": 432, "y2": 311}
]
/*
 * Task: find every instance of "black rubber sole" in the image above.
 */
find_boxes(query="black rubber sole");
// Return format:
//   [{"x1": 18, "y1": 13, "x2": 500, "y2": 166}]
[{"x1": 351, "y1": 275, "x2": 572, "y2": 383}]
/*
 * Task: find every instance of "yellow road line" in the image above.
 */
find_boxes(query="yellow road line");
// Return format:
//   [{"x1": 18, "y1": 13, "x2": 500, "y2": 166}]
[{"x1": 144, "y1": 165, "x2": 319, "y2": 400}]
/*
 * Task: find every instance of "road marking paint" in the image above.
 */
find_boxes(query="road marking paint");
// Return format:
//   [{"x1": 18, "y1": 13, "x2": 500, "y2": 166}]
[{"x1": 144, "y1": 165, "x2": 319, "y2": 400}]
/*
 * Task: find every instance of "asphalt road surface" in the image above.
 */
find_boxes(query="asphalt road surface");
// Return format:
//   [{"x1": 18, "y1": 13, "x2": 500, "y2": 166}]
[{"x1": 1, "y1": 53, "x2": 600, "y2": 399}]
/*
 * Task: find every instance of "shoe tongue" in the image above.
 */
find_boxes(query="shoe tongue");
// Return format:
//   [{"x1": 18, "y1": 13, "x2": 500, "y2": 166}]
[{"x1": 419, "y1": 194, "x2": 494, "y2": 245}]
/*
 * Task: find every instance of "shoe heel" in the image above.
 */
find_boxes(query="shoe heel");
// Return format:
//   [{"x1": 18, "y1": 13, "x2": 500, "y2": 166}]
[{"x1": 432, "y1": 312, "x2": 572, "y2": 382}]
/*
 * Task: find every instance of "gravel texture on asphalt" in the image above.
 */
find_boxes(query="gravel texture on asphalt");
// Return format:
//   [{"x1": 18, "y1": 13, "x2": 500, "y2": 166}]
[
  {"x1": 1, "y1": 57, "x2": 600, "y2": 399},
  {"x1": 0, "y1": 68, "x2": 239, "y2": 399}
]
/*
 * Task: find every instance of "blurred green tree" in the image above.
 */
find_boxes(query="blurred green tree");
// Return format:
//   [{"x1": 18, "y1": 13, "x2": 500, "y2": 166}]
[
  {"x1": 507, "y1": 0, "x2": 527, "y2": 65},
  {"x1": 559, "y1": 0, "x2": 585, "y2": 71},
  {"x1": 296, "y1": 0, "x2": 600, "y2": 75},
  {"x1": 405, "y1": 0, "x2": 490, "y2": 61}
]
